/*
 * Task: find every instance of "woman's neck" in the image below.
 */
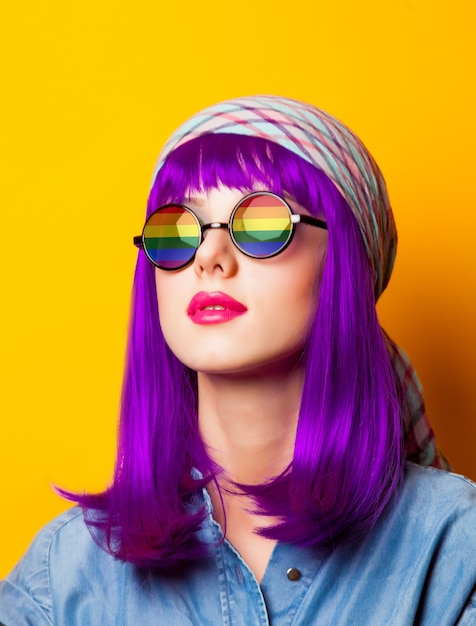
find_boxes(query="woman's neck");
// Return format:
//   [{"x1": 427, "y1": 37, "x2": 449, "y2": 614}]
[{"x1": 197, "y1": 361, "x2": 303, "y2": 485}]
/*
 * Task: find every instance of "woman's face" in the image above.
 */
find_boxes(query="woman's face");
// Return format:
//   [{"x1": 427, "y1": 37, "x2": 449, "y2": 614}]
[{"x1": 154, "y1": 186, "x2": 328, "y2": 377}]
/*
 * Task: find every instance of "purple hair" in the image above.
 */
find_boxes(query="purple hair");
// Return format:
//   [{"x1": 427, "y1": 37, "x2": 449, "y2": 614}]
[{"x1": 69, "y1": 134, "x2": 403, "y2": 567}]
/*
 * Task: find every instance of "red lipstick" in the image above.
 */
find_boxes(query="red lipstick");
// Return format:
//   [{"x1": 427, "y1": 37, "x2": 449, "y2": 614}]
[{"x1": 187, "y1": 291, "x2": 247, "y2": 325}]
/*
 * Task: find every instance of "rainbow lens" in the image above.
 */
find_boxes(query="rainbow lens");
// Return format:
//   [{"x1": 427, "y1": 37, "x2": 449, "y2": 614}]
[
  {"x1": 142, "y1": 206, "x2": 201, "y2": 269},
  {"x1": 231, "y1": 194, "x2": 293, "y2": 257}
]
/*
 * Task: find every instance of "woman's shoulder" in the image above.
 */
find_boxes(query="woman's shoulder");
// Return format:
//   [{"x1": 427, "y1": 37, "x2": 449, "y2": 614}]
[
  {"x1": 4, "y1": 506, "x2": 91, "y2": 579},
  {"x1": 0, "y1": 506, "x2": 122, "y2": 625},
  {"x1": 26, "y1": 505, "x2": 88, "y2": 550},
  {"x1": 8, "y1": 506, "x2": 96, "y2": 575},
  {"x1": 402, "y1": 461, "x2": 476, "y2": 510},
  {"x1": 374, "y1": 463, "x2": 476, "y2": 617},
  {"x1": 392, "y1": 463, "x2": 476, "y2": 541}
]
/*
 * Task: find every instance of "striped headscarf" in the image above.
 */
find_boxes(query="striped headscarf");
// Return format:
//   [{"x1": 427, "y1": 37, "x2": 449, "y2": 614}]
[{"x1": 153, "y1": 94, "x2": 448, "y2": 469}]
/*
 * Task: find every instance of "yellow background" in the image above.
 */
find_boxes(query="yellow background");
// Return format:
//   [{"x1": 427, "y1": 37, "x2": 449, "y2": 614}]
[{"x1": 1, "y1": 0, "x2": 475, "y2": 577}]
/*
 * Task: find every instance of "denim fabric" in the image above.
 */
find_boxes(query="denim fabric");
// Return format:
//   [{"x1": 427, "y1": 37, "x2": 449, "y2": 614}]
[{"x1": 1, "y1": 463, "x2": 476, "y2": 625}]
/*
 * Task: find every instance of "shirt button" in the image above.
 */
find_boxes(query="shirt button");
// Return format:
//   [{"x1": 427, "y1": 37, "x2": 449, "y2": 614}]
[{"x1": 286, "y1": 567, "x2": 302, "y2": 581}]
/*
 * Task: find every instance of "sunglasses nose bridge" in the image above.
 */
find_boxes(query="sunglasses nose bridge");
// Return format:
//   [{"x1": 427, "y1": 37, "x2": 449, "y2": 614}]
[
  {"x1": 201, "y1": 221, "x2": 229, "y2": 233},
  {"x1": 200, "y1": 221, "x2": 230, "y2": 244}
]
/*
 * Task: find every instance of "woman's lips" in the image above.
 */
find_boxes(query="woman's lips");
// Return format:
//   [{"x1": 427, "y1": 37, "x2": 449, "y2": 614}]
[{"x1": 187, "y1": 291, "x2": 247, "y2": 325}]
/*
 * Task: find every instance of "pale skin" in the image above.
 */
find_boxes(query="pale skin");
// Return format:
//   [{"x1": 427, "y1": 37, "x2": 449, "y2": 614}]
[{"x1": 155, "y1": 186, "x2": 328, "y2": 583}]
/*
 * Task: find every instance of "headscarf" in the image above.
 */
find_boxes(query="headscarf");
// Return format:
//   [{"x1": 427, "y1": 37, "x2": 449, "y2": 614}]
[{"x1": 152, "y1": 95, "x2": 448, "y2": 469}]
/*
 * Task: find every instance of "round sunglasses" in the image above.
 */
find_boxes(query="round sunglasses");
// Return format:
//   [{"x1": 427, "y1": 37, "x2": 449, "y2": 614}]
[{"x1": 133, "y1": 191, "x2": 327, "y2": 271}]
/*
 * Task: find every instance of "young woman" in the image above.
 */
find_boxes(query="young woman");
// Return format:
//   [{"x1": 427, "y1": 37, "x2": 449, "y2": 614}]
[{"x1": 1, "y1": 95, "x2": 475, "y2": 625}]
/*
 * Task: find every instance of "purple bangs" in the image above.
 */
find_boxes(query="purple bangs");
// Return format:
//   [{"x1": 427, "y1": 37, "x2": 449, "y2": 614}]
[
  {"x1": 67, "y1": 134, "x2": 404, "y2": 569},
  {"x1": 147, "y1": 133, "x2": 332, "y2": 218}
]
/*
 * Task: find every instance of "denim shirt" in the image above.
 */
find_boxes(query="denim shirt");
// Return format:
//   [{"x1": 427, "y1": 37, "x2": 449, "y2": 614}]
[{"x1": 1, "y1": 463, "x2": 476, "y2": 625}]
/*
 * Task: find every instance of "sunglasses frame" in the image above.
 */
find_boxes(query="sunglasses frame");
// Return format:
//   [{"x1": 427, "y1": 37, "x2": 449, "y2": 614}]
[{"x1": 134, "y1": 191, "x2": 328, "y2": 271}]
